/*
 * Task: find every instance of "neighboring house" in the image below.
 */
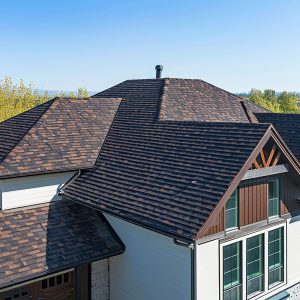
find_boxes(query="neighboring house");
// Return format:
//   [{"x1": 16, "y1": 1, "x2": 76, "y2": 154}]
[{"x1": 1, "y1": 74, "x2": 300, "y2": 300}]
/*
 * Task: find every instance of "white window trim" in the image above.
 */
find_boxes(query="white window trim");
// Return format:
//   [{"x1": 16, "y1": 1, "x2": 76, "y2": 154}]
[{"x1": 220, "y1": 222, "x2": 287, "y2": 300}]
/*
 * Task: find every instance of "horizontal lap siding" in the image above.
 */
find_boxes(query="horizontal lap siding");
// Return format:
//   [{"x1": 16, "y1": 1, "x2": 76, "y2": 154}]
[
  {"x1": 104, "y1": 214, "x2": 191, "y2": 300},
  {"x1": 1, "y1": 172, "x2": 76, "y2": 209}
]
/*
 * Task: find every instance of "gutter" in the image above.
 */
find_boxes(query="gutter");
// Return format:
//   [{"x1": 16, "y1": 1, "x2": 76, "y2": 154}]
[{"x1": 58, "y1": 170, "x2": 81, "y2": 195}]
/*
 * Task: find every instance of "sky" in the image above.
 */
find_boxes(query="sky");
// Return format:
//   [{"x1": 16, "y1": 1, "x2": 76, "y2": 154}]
[{"x1": 0, "y1": 0, "x2": 299, "y2": 93}]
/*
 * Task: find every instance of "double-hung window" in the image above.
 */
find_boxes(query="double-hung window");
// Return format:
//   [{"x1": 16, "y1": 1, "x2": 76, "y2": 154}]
[
  {"x1": 225, "y1": 189, "x2": 238, "y2": 230},
  {"x1": 246, "y1": 234, "x2": 264, "y2": 298},
  {"x1": 268, "y1": 227, "x2": 284, "y2": 287},
  {"x1": 223, "y1": 242, "x2": 242, "y2": 300},
  {"x1": 268, "y1": 179, "x2": 280, "y2": 218}
]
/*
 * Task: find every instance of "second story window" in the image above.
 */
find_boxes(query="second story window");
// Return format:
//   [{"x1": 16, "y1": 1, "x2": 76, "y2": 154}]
[
  {"x1": 223, "y1": 242, "x2": 242, "y2": 300},
  {"x1": 268, "y1": 179, "x2": 280, "y2": 218},
  {"x1": 246, "y1": 234, "x2": 264, "y2": 298},
  {"x1": 268, "y1": 227, "x2": 284, "y2": 287},
  {"x1": 225, "y1": 189, "x2": 238, "y2": 230}
]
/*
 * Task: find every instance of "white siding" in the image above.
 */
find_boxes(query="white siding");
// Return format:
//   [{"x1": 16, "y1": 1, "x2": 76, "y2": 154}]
[
  {"x1": 91, "y1": 259, "x2": 109, "y2": 300},
  {"x1": 197, "y1": 218, "x2": 300, "y2": 300},
  {"x1": 196, "y1": 239, "x2": 219, "y2": 300},
  {"x1": 104, "y1": 214, "x2": 191, "y2": 300},
  {"x1": 286, "y1": 215, "x2": 300, "y2": 286},
  {"x1": 0, "y1": 171, "x2": 76, "y2": 210}
]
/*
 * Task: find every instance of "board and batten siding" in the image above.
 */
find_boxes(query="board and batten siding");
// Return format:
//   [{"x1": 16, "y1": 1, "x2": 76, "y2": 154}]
[
  {"x1": 204, "y1": 174, "x2": 300, "y2": 237},
  {"x1": 0, "y1": 171, "x2": 76, "y2": 210},
  {"x1": 104, "y1": 214, "x2": 192, "y2": 300}
]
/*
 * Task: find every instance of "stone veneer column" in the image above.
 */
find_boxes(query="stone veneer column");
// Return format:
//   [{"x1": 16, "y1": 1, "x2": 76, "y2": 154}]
[{"x1": 91, "y1": 259, "x2": 109, "y2": 300}]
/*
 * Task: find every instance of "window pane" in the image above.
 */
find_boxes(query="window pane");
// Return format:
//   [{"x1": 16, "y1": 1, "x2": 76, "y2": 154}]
[
  {"x1": 223, "y1": 242, "x2": 242, "y2": 300},
  {"x1": 268, "y1": 180, "x2": 279, "y2": 217},
  {"x1": 226, "y1": 190, "x2": 238, "y2": 230},
  {"x1": 246, "y1": 234, "x2": 264, "y2": 297},
  {"x1": 269, "y1": 227, "x2": 284, "y2": 286}
]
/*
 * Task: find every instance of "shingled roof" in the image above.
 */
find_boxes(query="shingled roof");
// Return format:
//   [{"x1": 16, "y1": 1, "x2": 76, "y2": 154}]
[
  {"x1": 0, "y1": 200, "x2": 124, "y2": 289},
  {"x1": 63, "y1": 78, "x2": 272, "y2": 242},
  {"x1": 0, "y1": 97, "x2": 121, "y2": 179},
  {"x1": 159, "y1": 78, "x2": 264, "y2": 122},
  {"x1": 256, "y1": 113, "x2": 300, "y2": 161},
  {"x1": 0, "y1": 100, "x2": 54, "y2": 163}
]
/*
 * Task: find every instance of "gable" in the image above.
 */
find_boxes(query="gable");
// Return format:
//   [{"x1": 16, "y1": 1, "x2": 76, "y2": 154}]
[
  {"x1": 198, "y1": 129, "x2": 300, "y2": 239},
  {"x1": 256, "y1": 113, "x2": 300, "y2": 162}
]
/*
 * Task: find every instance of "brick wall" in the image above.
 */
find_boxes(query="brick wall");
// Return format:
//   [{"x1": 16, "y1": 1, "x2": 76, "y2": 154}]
[{"x1": 91, "y1": 259, "x2": 109, "y2": 300}]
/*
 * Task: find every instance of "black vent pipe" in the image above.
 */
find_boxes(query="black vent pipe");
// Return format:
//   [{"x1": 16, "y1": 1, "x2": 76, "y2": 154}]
[{"x1": 155, "y1": 65, "x2": 163, "y2": 78}]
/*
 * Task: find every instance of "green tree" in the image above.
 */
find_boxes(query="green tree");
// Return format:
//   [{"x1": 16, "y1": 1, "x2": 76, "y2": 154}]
[
  {"x1": 0, "y1": 76, "x2": 89, "y2": 122},
  {"x1": 277, "y1": 91, "x2": 299, "y2": 113},
  {"x1": 249, "y1": 89, "x2": 281, "y2": 112},
  {"x1": 248, "y1": 89, "x2": 300, "y2": 113}
]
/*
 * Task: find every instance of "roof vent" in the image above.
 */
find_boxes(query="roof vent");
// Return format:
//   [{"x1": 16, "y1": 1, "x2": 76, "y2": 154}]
[{"x1": 155, "y1": 65, "x2": 163, "y2": 79}]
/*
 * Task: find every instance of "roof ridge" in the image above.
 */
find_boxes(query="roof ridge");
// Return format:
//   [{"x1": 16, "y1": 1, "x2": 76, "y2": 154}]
[{"x1": 156, "y1": 78, "x2": 170, "y2": 121}]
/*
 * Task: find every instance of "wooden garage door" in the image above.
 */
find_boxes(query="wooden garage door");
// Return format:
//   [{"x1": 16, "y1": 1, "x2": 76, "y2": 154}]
[{"x1": 0, "y1": 270, "x2": 75, "y2": 300}]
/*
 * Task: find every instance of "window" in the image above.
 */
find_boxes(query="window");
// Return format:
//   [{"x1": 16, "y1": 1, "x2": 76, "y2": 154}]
[
  {"x1": 41, "y1": 271, "x2": 71, "y2": 290},
  {"x1": 57, "y1": 274, "x2": 63, "y2": 285},
  {"x1": 4, "y1": 287, "x2": 28, "y2": 300},
  {"x1": 269, "y1": 228, "x2": 284, "y2": 287},
  {"x1": 225, "y1": 189, "x2": 238, "y2": 230},
  {"x1": 268, "y1": 179, "x2": 280, "y2": 218},
  {"x1": 246, "y1": 234, "x2": 264, "y2": 298},
  {"x1": 223, "y1": 242, "x2": 242, "y2": 300},
  {"x1": 42, "y1": 279, "x2": 48, "y2": 289}
]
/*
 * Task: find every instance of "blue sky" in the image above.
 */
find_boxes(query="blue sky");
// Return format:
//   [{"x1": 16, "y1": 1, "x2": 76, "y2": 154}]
[{"x1": 0, "y1": 0, "x2": 299, "y2": 92}]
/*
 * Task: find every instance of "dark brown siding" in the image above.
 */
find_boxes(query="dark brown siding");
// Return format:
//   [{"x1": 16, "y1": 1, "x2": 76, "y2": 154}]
[
  {"x1": 239, "y1": 181, "x2": 268, "y2": 227},
  {"x1": 77, "y1": 264, "x2": 90, "y2": 300},
  {"x1": 204, "y1": 208, "x2": 224, "y2": 236},
  {"x1": 203, "y1": 174, "x2": 300, "y2": 237},
  {"x1": 281, "y1": 174, "x2": 300, "y2": 215}
]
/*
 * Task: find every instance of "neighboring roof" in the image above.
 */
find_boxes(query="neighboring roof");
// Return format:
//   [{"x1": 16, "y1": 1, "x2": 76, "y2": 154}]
[
  {"x1": 256, "y1": 113, "x2": 300, "y2": 161},
  {"x1": 0, "y1": 200, "x2": 124, "y2": 289},
  {"x1": 64, "y1": 78, "x2": 271, "y2": 242},
  {"x1": 0, "y1": 97, "x2": 121, "y2": 179}
]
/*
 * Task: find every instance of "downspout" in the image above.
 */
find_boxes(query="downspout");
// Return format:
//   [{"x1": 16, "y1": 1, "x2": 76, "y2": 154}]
[
  {"x1": 173, "y1": 239, "x2": 196, "y2": 300},
  {"x1": 192, "y1": 241, "x2": 196, "y2": 300},
  {"x1": 58, "y1": 170, "x2": 81, "y2": 195}
]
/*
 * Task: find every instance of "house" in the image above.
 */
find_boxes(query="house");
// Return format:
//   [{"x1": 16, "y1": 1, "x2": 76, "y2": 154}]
[{"x1": 0, "y1": 71, "x2": 300, "y2": 300}]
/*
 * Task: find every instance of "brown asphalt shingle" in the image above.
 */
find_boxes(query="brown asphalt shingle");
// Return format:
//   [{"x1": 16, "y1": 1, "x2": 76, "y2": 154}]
[
  {"x1": 0, "y1": 100, "x2": 54, "y2": 163},
  {"x1": 64, "y1": 79, "x2": 271, "y2": 242},
  {"x1": 0, "y1": 97, "x2": 121, "y2": 179},
  {"x1": 0, "y1": 200, "x2": 124, "y2": 289},
  {"x1": 159, "y1": 78, "x2": 250, "y2": 122}
]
